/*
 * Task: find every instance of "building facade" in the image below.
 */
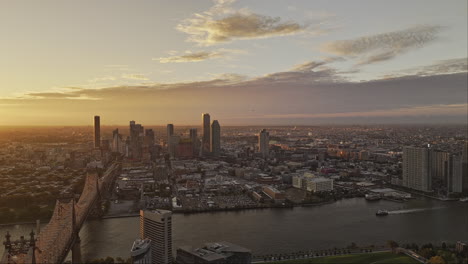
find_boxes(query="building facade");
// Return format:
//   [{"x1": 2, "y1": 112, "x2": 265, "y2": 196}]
[
  {"x1": 210, "y1": 120, "x2": 221, "y2": 156},
  {"x1": 176, "y1": 241, "x2": 251, "y2": 264},
  {"x1": 402, "y1": 147, "x2": 431, "y2": 192},
  {"x1": 94, "y1": 115, "x2": 101, "y2": 148},
  {"x1": 202, "y1": 113, "x2": 211, "y2": 155},
  {"x1": 258, "y1": 129, "x2": 269, "y2": 159},
  {"x1": 140, "y1": 209, "x2": 173, "y2": 264}
]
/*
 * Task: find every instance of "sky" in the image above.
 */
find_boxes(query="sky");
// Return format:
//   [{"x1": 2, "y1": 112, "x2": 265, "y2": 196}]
[{"x1": 0, "y1": 0, "x2": 467, "y2": 126}]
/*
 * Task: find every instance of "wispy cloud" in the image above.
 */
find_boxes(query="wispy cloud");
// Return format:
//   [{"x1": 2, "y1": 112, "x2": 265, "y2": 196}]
[
  {"x1": 381, "y1": 57, "x2": 468, "y2": 79},
  {"x1": 258, "y1": 104, "x2": 468, "y2": 119},
  {"x1": 176, "y1": 0, "x2": 308, "y2": 45},
  {"x1": 155, "y1": 49, "x2": 245, "y2": 63},
  {"x1": 88, "y1": 76, "x2": 117, "y2": 83},
  {"x1": 121, "y1": 73, "x2": 149, "y2": 80},
  {"x1": 322, "y1": 25, "x2": 443, "y2": 65},
  {"x1": 1, "y1": 58, "x2": 466, "y2": 125}
]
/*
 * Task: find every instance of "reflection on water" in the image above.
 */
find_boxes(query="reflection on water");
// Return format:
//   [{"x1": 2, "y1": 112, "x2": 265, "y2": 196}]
[{"x1": 1, "y1": 198, "x2": 467, "y2": 261}]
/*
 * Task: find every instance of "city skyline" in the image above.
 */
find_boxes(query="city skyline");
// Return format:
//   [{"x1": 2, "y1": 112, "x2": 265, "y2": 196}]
[
  {"x1": 0, "y1": 1, "x2": 467, "y2": 263},
  {"x1": 0, "y1": 0, "x2": 467, "y2": 125}
]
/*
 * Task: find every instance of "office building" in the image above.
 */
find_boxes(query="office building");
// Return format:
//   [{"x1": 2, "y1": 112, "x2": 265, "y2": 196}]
[
  {"x1": 167, "y1": 124, "x2": 174, "y2": 145},
  {"x1": 130, "y1": 121, "x2": 144, "y2": 159},
  {"x1": 262, "y1": 186, "x2": 285, "y2": 200},
  {"x1": 463, "y1": 141, "x2": 468, "y2": 193},
  {"x1": 140, "y1": 209, "x2": 173, "y2": 264},
  {"x1": 258, "y1": 129, "x2": 270, "y2": 159},
  {"x1": 292, "y1": 173, "x2": 316, "y2": 189},
  {"x1": 131, "y1": 238, "x2": 152, "y2": 264},
  {"x1": 176, "y1": 241, "x2": 251, "y2": 264},
  {"x1": 168, "y1": 135, "x2": 180, "y2": 158},
  {"x1": 111, "y1": 129, "x2": 126, "y2": 154},
  {"x1": 448, "y1": 155, "x2": 464, "y2": 193},
  {"x1": 189, "y1": 128, "x2": 199, "y2": 155},
  {"x1": 177, "y1": 138, "x2": 194, "y2": 158},
  {"x1": 430, "y1": 150, "x2": 449, "y2": 183},
  {"x1": 402, "y1": 147, "x2": 431, "y2": 192},
  {"x1": 145, "y1": 129, "x2": 155, "y2": 147},
  {"x1": 202, "y1": 113, "x2": 210, "y2": 155},
  {"x1": 306, "y1": 177, "x2": 334, "y2": 192},
  {"x1": 210, "y1": 120, "x2": 221, "y2": 156},
  {"x1": 94, "y1": 115, "x2": 101, "y2": 148}
]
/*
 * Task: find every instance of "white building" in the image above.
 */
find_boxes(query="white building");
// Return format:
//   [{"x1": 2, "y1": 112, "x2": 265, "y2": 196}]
[
  {"x1": 140, "y1": 209, "x2": 173, "y2": 264},
  {"x1": 292, "y1": 173, "x2": 316, "y2": 189},
  {"x1": 306, "y1": 177, "x2": 334, "y2": 192},
  {"x1": 292, "y1": 173, "x2": 332, "y2": 192}
]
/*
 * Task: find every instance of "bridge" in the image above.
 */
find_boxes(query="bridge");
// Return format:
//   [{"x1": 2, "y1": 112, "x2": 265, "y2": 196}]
[{"x1": 1, "y1": 162, "x2": 121, "y2": 264}]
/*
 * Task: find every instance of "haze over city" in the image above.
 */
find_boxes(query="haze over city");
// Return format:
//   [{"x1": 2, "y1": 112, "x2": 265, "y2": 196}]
[
  {"x1": 1, "y1": 1, "x2": 467, "y2": 264},
  {"x1": 1, "y1": 0, "x2": 467, "y2": 125}
]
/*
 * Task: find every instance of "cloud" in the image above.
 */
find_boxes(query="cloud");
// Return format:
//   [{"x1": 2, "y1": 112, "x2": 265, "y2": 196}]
[
  {"x1": 121, "y1": 73, "x2": 149, "y2": 80},
  {"x1": 1, "y1": 58, "x2": 466, "y2": 125},
  {"x1": 322, "y1": 25, "x2": 443, "y2": 65},
  {"x1": 382, "y1": 57, "x2": 468, "y2": 79},
  {"x1": 258, "y1": 104, "x2": 468, "y2": 119},
  {"x1": 176, "y1": 0, "x2": 307, "y2": 45},
  {"x1": 156, "y1": 49, "x2": 245, "y2": 63},
  {"x1": 21, "y1": 92, "x2": 100, "y2": 100},
  {"x1": 291, "y1": 57, "x2": 344, "y2": 72},
  {"x1": 88, "y1": 76, "x2": 117, "y2": 83},
  {"x1": 157, "y1": 51, "x2": 222, "y2": 63}
]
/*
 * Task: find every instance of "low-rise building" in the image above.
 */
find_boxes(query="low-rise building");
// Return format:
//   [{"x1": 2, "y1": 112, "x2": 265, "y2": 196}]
[
  {"x1": 176, "y1": 241, "x2": 251, "y2": 264},
  {"x1": 262, "y1": 186, "x2": 285, "y2": 200},
  {"x1": 306, "y1": 177, "x2": 334, "y2": 192}
]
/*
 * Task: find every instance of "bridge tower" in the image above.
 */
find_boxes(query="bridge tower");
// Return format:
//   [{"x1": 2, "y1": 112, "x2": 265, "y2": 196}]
[{"x1": 70, "y1": 198, "x2": 82, "y2": 264}]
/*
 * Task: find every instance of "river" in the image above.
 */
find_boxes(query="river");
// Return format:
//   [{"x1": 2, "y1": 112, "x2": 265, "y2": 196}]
[{"x1": 1, "y1": 197, "x2": 467, "y2": 261}]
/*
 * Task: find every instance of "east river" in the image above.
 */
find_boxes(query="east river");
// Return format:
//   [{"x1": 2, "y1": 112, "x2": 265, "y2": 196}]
[{"x1": 1, "y1": 198, "x2": 467, "y2": 261}]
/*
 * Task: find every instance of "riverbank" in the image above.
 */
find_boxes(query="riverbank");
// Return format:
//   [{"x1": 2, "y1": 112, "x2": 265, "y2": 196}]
[
  {"x1": 0, "y1": 199, "x2": 336, "y2": 226},
  {"x1": 258, "y1": 251, "x2": 419, "y2": 264},
  {"x1": 1, "y1": 197, "x2": 467, "y2": 260}
]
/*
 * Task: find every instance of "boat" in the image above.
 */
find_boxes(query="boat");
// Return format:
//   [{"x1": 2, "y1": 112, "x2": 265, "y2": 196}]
[
  {"x1": 460, "y1": 197, "x2": 468, "y2": 202},
  {"x1": 131, "y1": 238, "x2": 151, "y2": 257},
  {"x1": 376, "y1": 210, "x2": 389, "y2": 216},
  {"x1": 365, "y1": 194, "x2": 381, "y2": 201}
]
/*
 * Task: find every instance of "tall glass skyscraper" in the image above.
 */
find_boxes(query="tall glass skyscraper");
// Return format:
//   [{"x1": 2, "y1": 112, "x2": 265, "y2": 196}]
[
  {"x1": 211, "y1": 120, "x2": 221, "y2": 156},
  {"x1": 202, "y1": 113, "x2": 210, "y2": 155},
  {"x1": 94, "y1": 115, "x2": 101, "y2": 149}
]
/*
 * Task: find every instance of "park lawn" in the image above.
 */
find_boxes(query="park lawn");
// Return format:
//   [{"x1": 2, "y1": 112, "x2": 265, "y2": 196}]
[{"x1": 265, "y1": 252, "x2": 420, "y2": 264}]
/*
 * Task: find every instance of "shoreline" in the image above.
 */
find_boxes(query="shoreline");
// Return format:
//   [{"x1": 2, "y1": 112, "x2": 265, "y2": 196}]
[
  {"x1": 0, "y1": 200, "x2": 336, "y2": 226},
  {"x1": 4, "y1": 194, "x2": 461, "y2": 227}
]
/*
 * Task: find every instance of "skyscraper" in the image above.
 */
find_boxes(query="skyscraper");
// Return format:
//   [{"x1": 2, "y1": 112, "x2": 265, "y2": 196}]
[
  {"x1": 145, "y1": 129, "x2": 155, "y2": 147},
  {"x1": 448, "y1": 154, "x2": 464, "y2": 193},
  {"x1": 202, "y1": 113, "x2": 210, "y2": 155},
  {"x1": 211, "y1": 120, "x2": 221, "y2": 156},
  {"x1": 130, "y1": 121, "x2": 144, "y2": 159},
  {"x1": 258, "y1": 129, "x2": 270, "y2": 159},
  {"x1": 402, "y1": 146, "x2": 431, "y2": 192},
  {"x1": 462, "y1": 141, "x2": 468, "y2": 193},
  {"x1": 189, "y1": 128, "x2": 198, "y2": 156},
  {"x1": 167, "y1": 124, "x2": 174, "y2": 144},
  {"x1": 430, "y1": 150, "x2": 450, "y2": 184},
  {"x1": 94, "y1": 115, "x2": 101, "y2": 148},
  {"x1": 140, "y1": 209, "x2": 173, "y2": 264}
]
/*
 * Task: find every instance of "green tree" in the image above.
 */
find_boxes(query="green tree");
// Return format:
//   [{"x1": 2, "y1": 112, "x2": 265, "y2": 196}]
[{"x1": 387, "y1": 240, "x2": 399, "y2": 249}]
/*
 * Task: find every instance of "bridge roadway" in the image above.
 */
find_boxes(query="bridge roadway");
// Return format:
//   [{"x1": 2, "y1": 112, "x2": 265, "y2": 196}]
[{"x1": 34, "y1": 162, "x2": 121, "y2": 264}]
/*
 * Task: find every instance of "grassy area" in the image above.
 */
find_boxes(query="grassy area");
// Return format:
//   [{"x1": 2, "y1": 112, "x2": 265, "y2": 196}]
[{"x1": 264, "y1": 252, "x2": 420, "y2": 264}]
